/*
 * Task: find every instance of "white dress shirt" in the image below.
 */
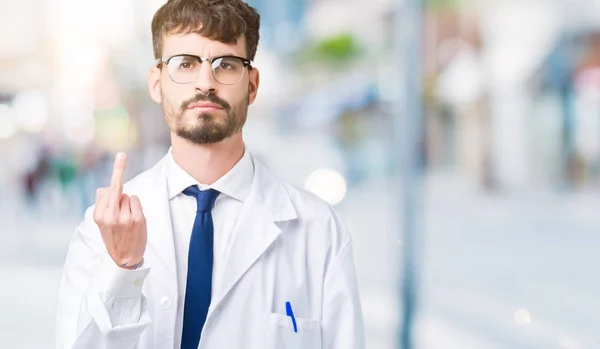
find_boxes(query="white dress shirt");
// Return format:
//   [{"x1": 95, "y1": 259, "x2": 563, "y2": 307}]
[
  {"x1": 94, "y1": 147, "x2": 254, "y2": 349},
  {"x1": 165, "y1": 148, "x2": 254, "y2": 348}
]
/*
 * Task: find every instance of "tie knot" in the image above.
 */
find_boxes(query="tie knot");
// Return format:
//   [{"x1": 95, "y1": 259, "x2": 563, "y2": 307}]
[{"x1": 182, "y1": 185, "x2": 220, "y2": 212}]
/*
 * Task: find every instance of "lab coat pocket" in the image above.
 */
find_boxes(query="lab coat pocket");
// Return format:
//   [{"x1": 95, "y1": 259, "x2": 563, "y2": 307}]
[{"x1": 265, "y1": 312, "x2": 322, "y2": 349}]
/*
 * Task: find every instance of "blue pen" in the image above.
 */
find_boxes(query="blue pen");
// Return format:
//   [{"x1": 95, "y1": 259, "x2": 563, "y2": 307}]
[{"x1": 285, "y1": 301, "x2": 298, "y2": 333}]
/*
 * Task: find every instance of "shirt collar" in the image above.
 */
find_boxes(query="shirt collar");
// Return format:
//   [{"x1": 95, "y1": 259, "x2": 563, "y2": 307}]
[{"x1": 166, "y1": 146, "x2": 254, "y2": 202}]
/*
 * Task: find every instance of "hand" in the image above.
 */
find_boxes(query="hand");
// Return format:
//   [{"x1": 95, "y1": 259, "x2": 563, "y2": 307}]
[{"x1": 93, "y1": 152, "x2": 147, "y2": 269}]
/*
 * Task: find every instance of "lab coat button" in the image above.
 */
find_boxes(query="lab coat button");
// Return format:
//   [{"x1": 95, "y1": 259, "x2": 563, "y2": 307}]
[
  {"x1": 134, "y1": 277, "x2": 143, "y2": 287},
  {"x1": 160, "y1": 296, "x2": 172, "y2": 310}
]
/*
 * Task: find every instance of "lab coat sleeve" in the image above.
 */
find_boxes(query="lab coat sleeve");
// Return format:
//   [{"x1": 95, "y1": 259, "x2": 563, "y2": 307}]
[
  {"x1": 321, "y1": 212, "x2": 366, "y2": 349},
  {"x1": 55, "y1": 206, "x2": 152, "y2": 349}
]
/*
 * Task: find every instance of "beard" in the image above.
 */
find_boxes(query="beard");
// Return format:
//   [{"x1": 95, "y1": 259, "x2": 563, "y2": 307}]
[{"x1": 163, "y1": 92, "x2": 248, "y2": 145}]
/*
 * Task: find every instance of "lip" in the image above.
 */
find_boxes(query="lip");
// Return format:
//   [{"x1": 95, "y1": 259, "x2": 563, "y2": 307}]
[{"x1": 188, "y1": 102, "x2": 223, "y2": 110}]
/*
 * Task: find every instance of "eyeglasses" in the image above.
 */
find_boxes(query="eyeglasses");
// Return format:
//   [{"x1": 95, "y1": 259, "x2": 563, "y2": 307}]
[{"x1": 156, "y1": 54, "x2": 252, "y2": 85}]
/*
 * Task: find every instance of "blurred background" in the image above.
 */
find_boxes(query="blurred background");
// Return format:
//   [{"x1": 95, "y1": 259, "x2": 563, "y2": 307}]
[{"x1": 1, "y1": 0, "x2": 600, "y2": 348}]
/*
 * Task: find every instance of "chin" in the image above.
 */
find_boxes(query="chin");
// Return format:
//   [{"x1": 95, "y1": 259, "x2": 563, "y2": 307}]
[{"x1": 180, "y1": 111, "x2": 211, "y2": 125}]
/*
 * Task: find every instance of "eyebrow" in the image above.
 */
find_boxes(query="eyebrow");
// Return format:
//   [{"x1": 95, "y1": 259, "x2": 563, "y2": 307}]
[{"x1": 164, "y1": 52, "x2": 242, "y2": 59}]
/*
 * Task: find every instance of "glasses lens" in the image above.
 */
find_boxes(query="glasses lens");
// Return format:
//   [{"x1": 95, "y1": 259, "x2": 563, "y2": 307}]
[
  {"x1": 166, "y1": 55, "x2": 200, "y2": 84},
  {"x1": 211, "y1": 57, "x2": 245, "y2": 85}
]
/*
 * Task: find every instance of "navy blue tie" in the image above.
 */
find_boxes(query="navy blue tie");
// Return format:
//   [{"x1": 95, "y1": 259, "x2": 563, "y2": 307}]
[{"x1": 181, "y1": 185, "x2": 220, "y2": 349}]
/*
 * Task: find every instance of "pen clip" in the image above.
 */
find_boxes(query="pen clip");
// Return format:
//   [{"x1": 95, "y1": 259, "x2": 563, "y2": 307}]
[{"x1": 285, "y1": 301, "x2": 298, "y2": 333}]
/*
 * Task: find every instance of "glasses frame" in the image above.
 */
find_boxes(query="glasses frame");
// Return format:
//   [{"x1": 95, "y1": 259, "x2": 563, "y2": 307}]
[{"x1": 156, "y1": 54, "x2": 253, "y2": 86}]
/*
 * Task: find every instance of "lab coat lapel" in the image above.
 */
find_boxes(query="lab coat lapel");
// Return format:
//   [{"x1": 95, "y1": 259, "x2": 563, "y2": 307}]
[
  {"x1": 210, "y1": 155, "x2": 297, "y2": 310},
  {"x1": 134, "y1": 156, "x2": 178, "y2": 283}
]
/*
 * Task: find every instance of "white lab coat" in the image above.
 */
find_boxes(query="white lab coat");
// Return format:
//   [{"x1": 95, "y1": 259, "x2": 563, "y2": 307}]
[{"x1": 55, "y1": 152, "x2": 365, "y2": 349}]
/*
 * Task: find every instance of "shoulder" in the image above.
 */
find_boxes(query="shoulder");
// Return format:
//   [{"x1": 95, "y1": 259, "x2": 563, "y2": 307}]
[
  {"x1": 258, "y1": 163, "x2": 354, "y2": 271},
  {"x1": 281, "y1": 179, "x2": 336, "y2": 217},
  {"x1": 254, "y1": 157, "x2": 338, "y2": 219},
  {"x1": 258, "y1": 160, "x2": 351, "y2": 243}
]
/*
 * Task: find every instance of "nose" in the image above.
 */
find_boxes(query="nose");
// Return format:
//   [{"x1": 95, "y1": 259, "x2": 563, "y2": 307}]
[{"x1": 193, "y1": 60, "x2": 217, "y2": 95}]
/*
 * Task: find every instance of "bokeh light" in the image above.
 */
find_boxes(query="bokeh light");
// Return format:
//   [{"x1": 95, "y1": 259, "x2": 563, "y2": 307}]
[
  {"x1": 12, "y1": 90, "x2": 48, "y2": 133},
  {"x1": 304, "y1": 168, "x2": 348, "y2": 205},
  {"x1": 514, "y1": 309, "x2": 532, "y2": 325},
  {"x1": 0, "y1": 104, "x2": 17, "y2": 140}
]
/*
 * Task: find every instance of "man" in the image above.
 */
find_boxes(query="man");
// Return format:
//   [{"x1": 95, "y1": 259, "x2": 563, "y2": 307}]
[{"x1": 55, "y1": 0, "x2": 365, "y2": 348}]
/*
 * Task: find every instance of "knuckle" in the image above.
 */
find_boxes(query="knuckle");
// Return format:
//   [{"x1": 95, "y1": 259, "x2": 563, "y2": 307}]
[
  {"x1": 93, "y1": 211, "x2": 102, "y2": 224},
  {"x1": 118, "y1": 214, "x2": 131, "y2": 226},
  {"x1": 132, "y1": 213, "x2": 145, "y2": 225}
]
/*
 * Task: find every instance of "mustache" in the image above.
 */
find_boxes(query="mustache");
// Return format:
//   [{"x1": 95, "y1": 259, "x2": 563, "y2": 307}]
[{"x1": 181, "y1": 93, "x2": 230, "y2": 112}]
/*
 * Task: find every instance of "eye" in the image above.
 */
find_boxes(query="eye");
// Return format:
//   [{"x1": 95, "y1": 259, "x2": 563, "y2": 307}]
[
  {"x1": 171, "y1": 56, "x2": 198, "y2": 70},
  {"x1": 219, "y1": 62, "x2": 234, "y2": 70}
]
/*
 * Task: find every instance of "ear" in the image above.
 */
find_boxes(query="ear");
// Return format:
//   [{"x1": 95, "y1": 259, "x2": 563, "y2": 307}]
[
  {"x1": 247, "y1": 67, "x2": 260, "y2": 105},
  {"x1": 148, "y1": 66, "x2": 163, "y2": 103}
]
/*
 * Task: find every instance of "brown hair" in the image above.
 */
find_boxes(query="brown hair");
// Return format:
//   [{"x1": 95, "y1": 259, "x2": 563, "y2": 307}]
[{"x1": 151, "y1": 0, "x2": 260, "y2": 61}]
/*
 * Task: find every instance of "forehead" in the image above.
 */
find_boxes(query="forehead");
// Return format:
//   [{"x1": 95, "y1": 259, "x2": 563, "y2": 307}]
[{"x1": 162, "y1": 32, "x2": 247, "y2": 58}]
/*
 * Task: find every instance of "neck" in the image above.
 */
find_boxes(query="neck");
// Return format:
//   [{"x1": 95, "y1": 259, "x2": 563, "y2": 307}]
[{"x1": 170, "y1": 132, "x2": 245, "y2": 185}]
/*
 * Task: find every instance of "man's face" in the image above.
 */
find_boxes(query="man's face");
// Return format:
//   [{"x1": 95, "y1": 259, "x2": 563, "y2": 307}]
[{"x1": 148, "y1": 32, "x2": 259, "y2": 144}]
